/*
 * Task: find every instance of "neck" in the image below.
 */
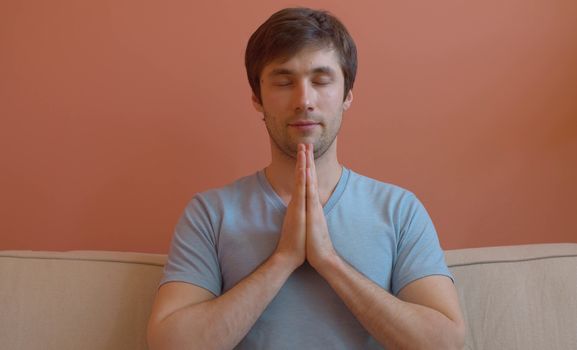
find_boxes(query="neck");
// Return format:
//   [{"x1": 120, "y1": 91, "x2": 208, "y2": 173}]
[{"x1": 265, "y1": 139, "x2": 342, "y2": 206}]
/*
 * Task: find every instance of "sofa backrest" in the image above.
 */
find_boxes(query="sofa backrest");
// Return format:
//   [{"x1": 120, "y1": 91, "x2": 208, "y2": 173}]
[
  {"x1": 0, "y1": 250, "x2": 166, "y2": 350},
  {"x1": 1, "y1": 243, "x2": 576, "y2": 349},
  {"x1": 446, "y1": 243, "x2": 577, "y2": 350}
]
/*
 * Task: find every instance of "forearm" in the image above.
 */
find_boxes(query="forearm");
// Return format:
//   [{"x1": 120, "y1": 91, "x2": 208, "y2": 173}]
[
  {"x1": 149, "y1": 254, "x2": 296, "y2": 350},
  {"x1": 317, "y1": 256, "x2": 463, "y2": 350}
]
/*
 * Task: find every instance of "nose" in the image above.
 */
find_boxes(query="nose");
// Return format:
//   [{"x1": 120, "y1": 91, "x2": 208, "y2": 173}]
[{"x1": 293, "y1": 80, "x2": 315, "y2": 113}]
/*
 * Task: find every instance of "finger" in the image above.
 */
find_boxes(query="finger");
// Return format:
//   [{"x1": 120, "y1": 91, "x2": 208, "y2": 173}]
[
  {"x1": 308, "y1": 144, "x2": 317, "y2": 174},
  {"x1": 305, "y1": 159, "x2": 320, "y2": 213},
  {"x1": 306, "y1": 167, "x2": 314, "y2": 196},
  {"x1": 293, "y1": 144, "x2": 306, "y2": 208},
  {"x1": 307, "y1": 145, "x2": 318, "y2": 186},
  {"x1": 306, "y1": 143, "x2": 314, "y2": 173},
  {"x1": 306, "y1": 165, "x2": 314, "y2": 215},
  {"x1": 305, "y1": 144, "x2": 312, "y2": 199},
  {"x1": 306, "y1": 144, "x2": 320, "y2": 203},
  {"x1": 296, "y1": 143, "x2": 305, "y2": 173}
]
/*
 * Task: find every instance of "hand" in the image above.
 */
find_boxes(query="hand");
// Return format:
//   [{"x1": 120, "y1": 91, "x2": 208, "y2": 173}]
[
  {"x1": 274, "y1": 144, "x2": 307, "y2": 270},
  {"x1": 304, "y1": 144, "x2": 338, "y2": 271}
]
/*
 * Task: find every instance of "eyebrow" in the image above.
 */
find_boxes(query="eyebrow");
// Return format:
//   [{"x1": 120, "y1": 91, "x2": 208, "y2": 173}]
[{"x1": 267, "y1": 66, "x2": 336, "y2": 77}]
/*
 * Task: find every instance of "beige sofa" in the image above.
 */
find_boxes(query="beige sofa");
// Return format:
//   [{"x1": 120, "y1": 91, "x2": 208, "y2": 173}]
[{"x1": 1, "y1": 243, "x2": 576, "y2": 349}]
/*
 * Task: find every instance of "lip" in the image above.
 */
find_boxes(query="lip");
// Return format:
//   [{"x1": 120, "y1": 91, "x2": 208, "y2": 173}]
[
  {"x1": 288, "y1": 121, "x2": 321, "y2": 131},
  {"x1": 288, "y1": 120, "x2": 321, "y2": 126}
]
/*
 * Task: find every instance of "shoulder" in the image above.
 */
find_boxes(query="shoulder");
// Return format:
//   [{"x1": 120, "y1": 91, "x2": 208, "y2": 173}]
[
  {"x1": 183, "y1": 171, "x2": 261, "y2": 216},
  {"x1": 345, "y1": 169, "x2": 418, "y2": 204},
  {"x1": 343, "y1": 169, "x2": 429, "y2": 225}
]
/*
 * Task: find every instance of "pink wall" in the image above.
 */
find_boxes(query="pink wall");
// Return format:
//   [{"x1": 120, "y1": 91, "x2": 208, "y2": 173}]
[{"x1": 1, "y1": 0, "x2": 576, "y2": 253}]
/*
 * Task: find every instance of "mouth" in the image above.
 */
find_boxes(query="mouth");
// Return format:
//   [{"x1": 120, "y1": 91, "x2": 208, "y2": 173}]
[
  {"x1": 288, "y1": 120, "x2": 321, "y2": 127},
  {"x1": 288, "y1": 121, "x2": 321, "y2": 132}
]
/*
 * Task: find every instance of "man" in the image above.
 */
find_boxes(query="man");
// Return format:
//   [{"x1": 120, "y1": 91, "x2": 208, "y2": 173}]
[{"x1": 147, "y1": 7, "x2": 465, "y2": 350}]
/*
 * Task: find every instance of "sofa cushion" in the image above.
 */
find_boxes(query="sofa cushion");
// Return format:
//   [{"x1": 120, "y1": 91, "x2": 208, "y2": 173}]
[{"x1": 446, "y1": 243, "x2": 577, "y2": 350}]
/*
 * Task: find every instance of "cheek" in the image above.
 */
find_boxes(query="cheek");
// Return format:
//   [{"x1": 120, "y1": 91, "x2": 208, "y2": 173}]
[
  {"x1": 261, "y1": 90, "x2": 290, "y2": 111},
  {"x1": 320, "y1": 89, "x2": 345, "y2": 109}
]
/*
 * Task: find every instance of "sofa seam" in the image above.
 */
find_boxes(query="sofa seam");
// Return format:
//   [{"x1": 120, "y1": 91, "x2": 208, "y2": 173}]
[
  {"x1": 448, "y1": 254, "x2": 577, "y2": 268},
  {"x1": 0, "y1": 255, "x2": 165, "y2": 267}
]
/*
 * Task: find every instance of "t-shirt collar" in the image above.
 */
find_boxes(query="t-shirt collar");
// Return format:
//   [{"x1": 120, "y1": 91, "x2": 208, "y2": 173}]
[{"x1": 256, "y1": 166, "x2": 350, "y2": 215}]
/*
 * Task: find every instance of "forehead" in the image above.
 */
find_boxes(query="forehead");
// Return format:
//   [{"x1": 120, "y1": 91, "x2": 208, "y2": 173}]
[{"x1": 262, "y1": 46, "x2": 342, "y2": 76}]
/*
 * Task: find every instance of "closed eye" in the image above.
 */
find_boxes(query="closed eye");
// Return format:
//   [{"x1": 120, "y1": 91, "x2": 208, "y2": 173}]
[
  {"x1": 313, "y1": 76, "x2": 333, "y2": 86},
  {"x1": 272, "y1": 80, "x2": 293, "y2": 87}
]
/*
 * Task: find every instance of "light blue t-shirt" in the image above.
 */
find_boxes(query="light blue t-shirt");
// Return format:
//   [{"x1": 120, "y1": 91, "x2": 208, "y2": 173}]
[{"x1": 161, "y1": 167, "x2": 452, "y2": 349}]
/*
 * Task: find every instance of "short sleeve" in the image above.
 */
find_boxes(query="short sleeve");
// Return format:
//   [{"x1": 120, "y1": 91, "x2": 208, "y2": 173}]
[
  {"x1": 159, "y1": 195, "x2": 222, "y2": 296},
  {"x1": 391, "y1": 193, "x2": 452, "y2": 296}
]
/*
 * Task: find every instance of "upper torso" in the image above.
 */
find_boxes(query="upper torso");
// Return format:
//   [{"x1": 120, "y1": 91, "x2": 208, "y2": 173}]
[{"x1": 161, "y1": 167, "x2": 451, "y2": 349}]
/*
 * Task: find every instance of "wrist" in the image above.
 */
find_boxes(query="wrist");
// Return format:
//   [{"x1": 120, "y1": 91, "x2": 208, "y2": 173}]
[
  {"x1": 270, "y1": 251, "x2": 303, "y2": 273},
  {"x1": 310, "y1": 250, "x2": 342, "y2": 276}
]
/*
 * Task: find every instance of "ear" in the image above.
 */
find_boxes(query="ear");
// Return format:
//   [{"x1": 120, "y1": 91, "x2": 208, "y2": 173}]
[
  {"x1": 343, "y1": 90, "x2": 353, "y2": 111},
  {"x1": 251, "y1": 94, "x2": 264, "y2": 113}
]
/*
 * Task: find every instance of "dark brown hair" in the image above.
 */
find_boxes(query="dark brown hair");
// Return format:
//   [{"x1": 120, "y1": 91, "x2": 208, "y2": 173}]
[{"x1": 245, "y1": 7, "x2": 357, "y2": 103}]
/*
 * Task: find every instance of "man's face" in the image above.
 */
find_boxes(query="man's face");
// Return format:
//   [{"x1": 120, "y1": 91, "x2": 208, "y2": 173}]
[{"x1": 252, "y1": 46, "x2": 353, "y2": 159}]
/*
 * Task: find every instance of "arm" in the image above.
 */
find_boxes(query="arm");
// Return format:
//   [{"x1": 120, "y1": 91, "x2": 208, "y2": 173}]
[
  {"x1": 147, "y1": 146, "x2": 308, "y2": 350},
  {"x1": 303, "y1": 144, "x2": 465, "y2": 350},
  {"x1": 147, "y1": 254, "x2": 297, "y2": 350},
  {"x1": 315, "y1": 257, "x2": 465, "y2": 350}
]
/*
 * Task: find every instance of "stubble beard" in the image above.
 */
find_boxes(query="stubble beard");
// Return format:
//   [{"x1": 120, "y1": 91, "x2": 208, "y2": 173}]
[{"x1": 262, "y1": 111, "x2": 341, "y2": 160}]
